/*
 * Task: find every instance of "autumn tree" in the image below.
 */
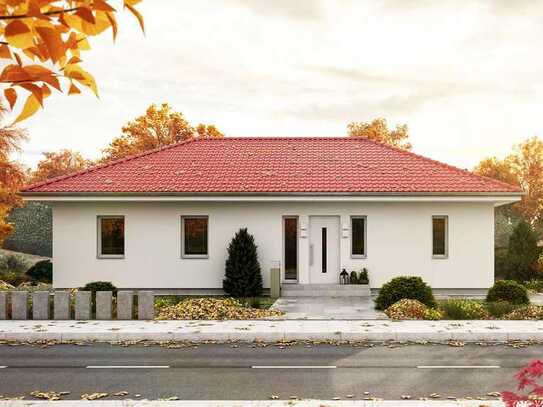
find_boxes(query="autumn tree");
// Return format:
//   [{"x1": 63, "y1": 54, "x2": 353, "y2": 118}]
[
  {"x1": 100, "y1": 103, "x2": 224, "y2": 162},
  {"x1": 347, "y1": 118, "x2": 412, "y2": 150},
  {"x1": 29, "y1": 149, "x2": 91, "y2": 183},
  {"x1": 0, "y1": 0, "x2": 144, "y2": 123},
  {"x1": 0, "y1": 104, "x2": 26, "y2": 243}
]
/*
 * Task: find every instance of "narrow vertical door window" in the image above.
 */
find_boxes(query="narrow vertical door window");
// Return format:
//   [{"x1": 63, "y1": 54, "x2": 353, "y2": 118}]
[
  {"x1": 283, "y1": 217, "x2": 298, "y2": 280},
  {"x1": 321, "y1": 227, "x2": 327, "y2": 273},
  {"x1": 432, "y1": 216, "x2": 448, "y2": 257}
]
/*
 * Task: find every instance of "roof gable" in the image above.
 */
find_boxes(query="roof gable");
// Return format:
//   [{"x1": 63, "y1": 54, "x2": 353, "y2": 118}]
[{"x1": 22, "y1": 137, "x2": 522, "y2": 194}]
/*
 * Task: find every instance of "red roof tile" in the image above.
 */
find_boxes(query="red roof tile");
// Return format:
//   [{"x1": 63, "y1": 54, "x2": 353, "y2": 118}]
[{"x1": 21, "y1": 137, "x2": 522, "y2": 194}]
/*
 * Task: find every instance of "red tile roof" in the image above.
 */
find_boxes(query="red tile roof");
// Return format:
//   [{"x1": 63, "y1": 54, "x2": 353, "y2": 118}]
[{"x1": 22, "y1": 137, "x2": 522, "y2": 194}]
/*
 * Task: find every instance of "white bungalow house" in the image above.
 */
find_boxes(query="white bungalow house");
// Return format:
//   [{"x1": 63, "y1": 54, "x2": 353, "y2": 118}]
[{"x1": 21, "y1": 137, "x2": 522, "y2": 293}]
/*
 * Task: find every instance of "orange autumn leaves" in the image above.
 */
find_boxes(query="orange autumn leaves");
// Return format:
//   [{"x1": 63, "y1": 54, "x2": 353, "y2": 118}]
[{"x1": 0, "y1": 0, "x2": 144, "y2": 123}]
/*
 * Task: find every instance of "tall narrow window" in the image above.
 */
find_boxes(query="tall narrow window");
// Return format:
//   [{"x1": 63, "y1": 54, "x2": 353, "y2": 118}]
[
  {"x1": 182, "y1": 216, "x2": 208, "y2": 258},
  {"x1": 321, "y1": 227, "x2": 327, "y2": 273},
  {"x1": 432, "y1": 216, "x2": 448, "y2": 257},
  {"x1": 283, "y1": 217, "x2": 298, "y2": 280},
  {"x1": 98, "y1": 216, "x2": 124, "y2": 258},
  {"x1": 351, "y1": 216, "x2": 366, "y2": 257}
]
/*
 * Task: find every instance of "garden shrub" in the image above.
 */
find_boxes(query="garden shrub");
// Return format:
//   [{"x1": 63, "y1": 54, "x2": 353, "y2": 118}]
[
  {"x1": 503, "y1": 305, "x2": 543, "y2": 320},
  {"x1": 223, "y1": 228, "x2": 263, "y2": 298},
  {"x1": 25, "y1": 260, "x2": 52, "y2": 283},
  {"x1": 385, "y1": 299, "x2": 443, "y2": 320},
  {"x1": 358, "y1": 269, "x2": 369, "y2": 284},
  {"x1": 505, "y1": 221, "x2": 541, "y2": 282},
  {"x1": 349, "y1": 271, "x2": 358, "y2": 284},
  {"x1": 0, "y1": 254, "x2": 30, "y2": 275},
  {"x1": 486, "y1": 280, "x2": 529, "y2": 305},
  {"x1": 439, "y1": 299, "x2": 490, "y2": 320},
  {"x1": 485, "y1": 301, "x2": 522, "y2": 318},
  {"x1": 0, "y1": 271, "x2": 27, "y2": 286},
  {"x1": 523, "y1": 279, "x2": 543, "y2": 293},
  {"x1": 375, "y1": 276, "x2": 436, "y2": 310},
  {"x1": 424, "y1": 307, "x2": 444, "y2": 320},
  {"x1": 81, "y1": 281, "x2": 118, "y2": 294}
]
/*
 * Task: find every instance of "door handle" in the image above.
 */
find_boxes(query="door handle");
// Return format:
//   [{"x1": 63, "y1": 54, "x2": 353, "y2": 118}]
[{"x1": 309, "y1": 244, "x2": 314, "y2": 266}]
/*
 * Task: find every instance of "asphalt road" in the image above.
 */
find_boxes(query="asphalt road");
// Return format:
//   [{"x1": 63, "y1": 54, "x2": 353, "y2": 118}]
[{"x1": 0, "y1": 342, "x2": 536, "y2": 400}]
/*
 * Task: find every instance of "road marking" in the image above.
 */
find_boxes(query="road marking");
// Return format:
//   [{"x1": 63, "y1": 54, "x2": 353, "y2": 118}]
[
  {"x1": 252, "y1": 365, "x2": 336, "y2": 369},
  {"x1": 417, "y1": 365, "x2": 500, "y2": 369},
  {"x1": 86, "y1": 366, "x2": 170, "y2": 369}
]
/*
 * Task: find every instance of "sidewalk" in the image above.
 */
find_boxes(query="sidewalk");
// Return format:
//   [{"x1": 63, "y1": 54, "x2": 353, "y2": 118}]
[
  {"x1": 0, "y1": 401, "x2": 505, "y2": 406},
  {"x1": 0, "y1": 319, "x2": 542, "y2": 342}
]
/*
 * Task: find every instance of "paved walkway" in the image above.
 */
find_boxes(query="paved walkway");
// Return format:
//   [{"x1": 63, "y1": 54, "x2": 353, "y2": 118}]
[
  {"x1": 0, "y1": 319, "x2": 542, "y2": 342},
  {"x1": 271, "y1": 297, "x2": 387, "y2": 320},
  {"x1": 0, "y1": 401, "x2": 506, "y2": 406}
]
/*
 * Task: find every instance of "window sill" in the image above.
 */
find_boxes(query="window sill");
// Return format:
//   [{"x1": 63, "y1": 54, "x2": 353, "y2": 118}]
[
  {"x1": 432, "y1": 255, "x2": 449, "y2": 259},
  {"x1": 351, "y1": 254, "x2": 367, "y2": 259},
  {"x1": 97, "y1": 255, "x2": 125, "y2": 259},
  {"x1": 182, "y1": 255, "x2": 209, "y2": 259}
]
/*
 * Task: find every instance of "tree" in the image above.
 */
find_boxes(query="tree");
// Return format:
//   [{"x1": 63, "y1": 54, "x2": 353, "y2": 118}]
[
  {"x1": 29, "y1": 149, "x2": 90, "y2": 183},
  {"x1": 505, "y1": 221, "x2": 541, "y2": 282},
  {"x1": 0, "y1": 0, "x2": 144, "y2": 123},
  {"x1": 347, "y1": 118, "x2": 412, "y2": 150},
  {"x1": 223, "y1": 228, "x2": 263, "y2": 298},
  {"x1": 100, "y1": 103, "x2": 224, "y2": 162},
  {"x1": 0, "y1": 104, "x2": 26, "y2": 243}
]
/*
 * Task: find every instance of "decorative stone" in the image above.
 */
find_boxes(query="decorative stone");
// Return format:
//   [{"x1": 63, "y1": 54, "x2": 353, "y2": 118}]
[
  {"x1": 32, "y1": 291, "x2": 50, "y2": 320},
  {"x1": 96, "y1": 291, "x2": 112, "y2": 320},
  {"x1": 75, "y1": 291, "x2": 91, "y2": 320},
  {"x1": 137, "y1": 291, "x2": 154, "y2": 320},
  {"x1": 54, "y1": 291, "x2": 71, "y2": 320},
  {"x1": 0, "y1": 292, "x2": 7, "y2": 320},
  {"x1": 11, "y1": 291, "x2": 28, "y2": 320},
  {"x1": 117, "y1": 291, "x2": 133, "y2": 320}
]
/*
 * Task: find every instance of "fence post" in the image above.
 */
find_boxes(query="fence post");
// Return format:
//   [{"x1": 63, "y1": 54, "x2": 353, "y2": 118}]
[
  {"x1": 32, "y1": 291, "x2": 50, "y2": 320},
  {"x1": 137, "y1": 291, "x2": 154, "y2": 320},
  {"x1": 117, "y1": 291, "x2": 133, "y2": 320},
  {"x1": 75, "y1": 291, "x2": 91, "y2": 320},
  {"x1": 0, "y1": 292, "x2": 6, "y2": 320},
  {"x1": 11, "y1": 291, "x2": 28, "y2": 320},
  {"x1": 96, "y1": 291, "x2": 112, "y2": 320},
  {"x1": 54, "y1": 291, "x2": 71, "y2": 320}
]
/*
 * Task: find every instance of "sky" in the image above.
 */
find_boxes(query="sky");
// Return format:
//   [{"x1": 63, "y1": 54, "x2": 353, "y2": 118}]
[{"x1": 14, "y1": 0, "x2": 543, "y2": 170}]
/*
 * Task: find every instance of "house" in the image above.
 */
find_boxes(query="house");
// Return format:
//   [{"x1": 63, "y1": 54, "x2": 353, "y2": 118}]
[{"x1": 21, "y1": 137, "x2": 522, "y2": 293}]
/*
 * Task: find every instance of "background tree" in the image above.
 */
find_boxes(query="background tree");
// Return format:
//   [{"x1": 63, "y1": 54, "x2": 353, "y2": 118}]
[
  {"x1": 0, "y1": 104, "x2": 26, "y2": 243},
  {"x1": 100, "y1": 103, "x2": 224, "y2": 162},
  {"x1": 0, "y1": 0, "x2": 144, "y2": 123},
  {"x1": 223, "y1": 228, "x2": 263, "y2": 298},
  {"x1": 504, "y1": 221, "x2": 542, "y2": 282},
  {"x1": 29, "y1": 149, "x2": 90, "y2": 183},
  {"x1": 347, "y1": 118, "x2": 412, "y2": 150}
]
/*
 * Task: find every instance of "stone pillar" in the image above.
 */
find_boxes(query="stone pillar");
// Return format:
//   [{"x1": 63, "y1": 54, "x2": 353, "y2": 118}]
[
  {"x1": 116, "y1": 291, "x2": 133, "y2": 320},
  {"x1": 32, "y1": 291, "x2": 50, "y2": 320},
  {"x1": 137, "y1": 291, "x2": 154, "y2": 320},
  {"x1": 11, "y1": 291, "x2": 28, "y2": 320},
  {"x1": 95, "y1": 291, "x2": 112, "y2": 320},
  {"x1": 75, "y1": 291, "x2": 91, "y2": 320},
  {"x1": 54, "y1": 291, "x2": 71, "y2": 320},
  {"x1": 0, "y1": 292, "x2": 7, "y2": 320},
  {"x1": 270, "y1": 264, "x2": 281, "y2": 299}
]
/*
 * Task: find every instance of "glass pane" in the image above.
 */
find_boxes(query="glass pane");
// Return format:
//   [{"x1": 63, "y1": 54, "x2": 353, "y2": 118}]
[
  {"x1": 322, "y1": 227, "x2": 327, "y2": 273},
  {"x1": 352, "y1": 217, "x2": 365, "y2": 256},
  {"x1": 284, "y1": 218, "x2": 298, "y2": 280},
  {"x1": 184, "y1": 217, "x2": 208, "y2": 255},
  {"x1": 101, "y1": 217, "x2": 124, "y2": 256},
  {"x1": 433, "y1": 217, "x2": 446, "y2": 256}
]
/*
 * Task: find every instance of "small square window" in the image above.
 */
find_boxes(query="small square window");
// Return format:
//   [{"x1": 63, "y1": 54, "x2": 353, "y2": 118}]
[
  {"x1": 351, "y1": 216, "x2": 366, "y2": 257},
  {"x1": 432, "y1": 216, "x2": 448, "y2": 258},
  {"x1": 98, "y1": 216, "x2": 124, "y2": 258},
  {"x1": 182, "y1": 216, "x2": 208, "y2": 258}
]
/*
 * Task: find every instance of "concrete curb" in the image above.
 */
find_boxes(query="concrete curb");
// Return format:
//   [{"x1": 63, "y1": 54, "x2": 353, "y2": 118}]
[
  {"x1": 0, "y1": 401, "x2": 505, "y2": 406},
  {"x1": 0, "y1": 319, "x2": 542, "y2": 343}
]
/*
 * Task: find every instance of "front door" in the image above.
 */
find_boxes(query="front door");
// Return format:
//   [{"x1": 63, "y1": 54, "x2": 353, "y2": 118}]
[{"x1": 309, "y1": 216, "x2": 340, "y2": 284}]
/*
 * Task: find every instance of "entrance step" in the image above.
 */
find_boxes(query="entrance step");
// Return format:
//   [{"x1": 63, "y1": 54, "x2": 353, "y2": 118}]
[{"x1": 281, "y1": 284, "x2": 370, "y2": 297}]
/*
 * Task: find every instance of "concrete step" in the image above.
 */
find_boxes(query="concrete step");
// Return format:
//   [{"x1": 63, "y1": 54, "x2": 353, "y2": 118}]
[{"x1": 281, "y1": 284, "x2": 370, "y2": 297}]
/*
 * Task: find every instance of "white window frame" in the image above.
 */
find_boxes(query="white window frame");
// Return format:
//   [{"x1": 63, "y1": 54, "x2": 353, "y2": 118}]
[
  {"x1": 97, "y1": 215, "x2": 125, "y2": 259},
  {"x1": 181, "y1": 215, "x2": 209, "y2": 259},
  {"x1": 432, "y1": 215, "x2": 448, "y2": 259},
  {"x1": 350, "y1": 215, "x2": 367, "y2": 258}
]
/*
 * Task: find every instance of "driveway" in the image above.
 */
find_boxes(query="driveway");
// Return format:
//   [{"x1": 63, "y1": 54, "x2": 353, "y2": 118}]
[{"x1": 271, "y1": 296, "x2": 387, "y2": 320}]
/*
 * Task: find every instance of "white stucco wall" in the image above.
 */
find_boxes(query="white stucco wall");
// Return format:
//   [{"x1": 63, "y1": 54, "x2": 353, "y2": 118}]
[{"x1": 50, "y1": 200, "x2": 495, "y2": 289}]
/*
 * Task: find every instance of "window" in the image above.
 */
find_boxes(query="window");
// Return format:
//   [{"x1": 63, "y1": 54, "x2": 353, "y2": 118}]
[
  {"x1": 432, "y1": 216, "x2": 448, "y2": 257},
  {"x1": 97, "y1": 216, "x2": 124, "y2": 258},
  {"x1": 182, "y1": 216, "x2": 208, "y2": 258},
  {"x1": 351, "y1": 216, "x2": 366, "y2": 257},
  {"x1": 283, "y1": 217, "x2": 298, "y2": 280},
  {"x1": 321, "y1": 227, "x2": 327, "y2": 273}
]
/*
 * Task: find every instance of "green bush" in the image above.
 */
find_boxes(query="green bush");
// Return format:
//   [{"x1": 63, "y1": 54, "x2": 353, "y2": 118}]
[
  {"x1": 505, "y1": 221, "x2": 541, "y2": 282},
  {"x1": 81, "y1": 281, "x2": 118, "y2": 295},
  {"x1": 523, "y1": 279, "x2": 543, "y2": 293},
  {"x1": 358, "y1": 269, "x2": 369, "y2": 284},
  {"x1": 484, "y1": 301, "x2": 522, "y2": 318},
  {"x1": 223, "y1": 228, "x2": 263, "y2": 298},
  {"x1": 25, "y1": 260, "x2": 52, "y2": 283},
  {"x1": 375, "y1": 276, "x2": 436, "y2": 310},
  {"x1": 486, "y1": 280, "x2": 529, "y2": 305},
  {"x1": 349, "y1": 271, "x2": 358, "y2": 284},
  {"x1": 0, "y1": 254, "x2": 30, "y2": 275},
  {"x1": 0, "y1": 271, "x2": 28, "y2": 286},
  {"x1": 439, "y1": 299, "x2": 490, "y2": 320}
]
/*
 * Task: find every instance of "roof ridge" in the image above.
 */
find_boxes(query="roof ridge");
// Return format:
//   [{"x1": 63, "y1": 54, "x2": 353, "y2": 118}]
[{"x1": 22, "y1": 137, "x2": 200, "y2": 192}]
